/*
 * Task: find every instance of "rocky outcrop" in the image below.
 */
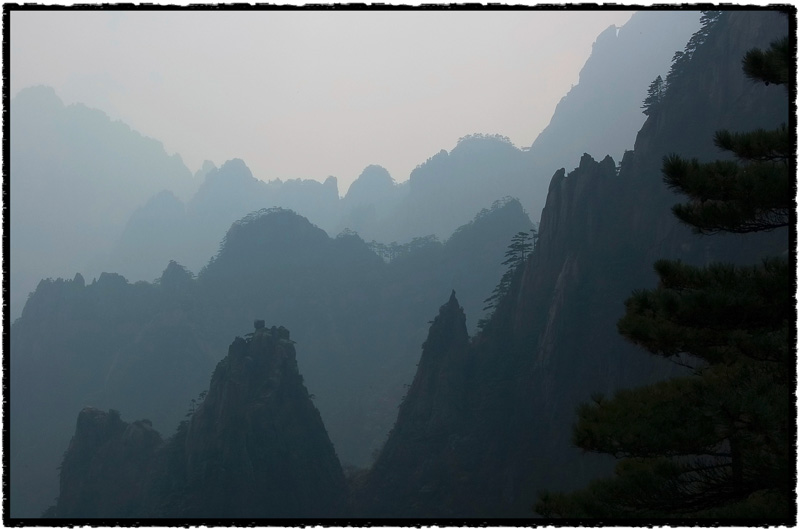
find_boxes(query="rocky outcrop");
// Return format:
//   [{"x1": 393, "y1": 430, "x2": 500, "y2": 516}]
[
  {"x1": 148, "y1": 325, "x2": 348, "y2": 517},
  {"x1": 527, "y1": 11, "x2": 701, "y2": 193},
  {"x1": 47, "y1": 325, "x2": 347, "y2": 518},
  {"x1": 49, "y1": 408, "x2": 163, "y2": 518},
  {"x1": 359, "y1": 291, "x2": 473, "y2": 517}
]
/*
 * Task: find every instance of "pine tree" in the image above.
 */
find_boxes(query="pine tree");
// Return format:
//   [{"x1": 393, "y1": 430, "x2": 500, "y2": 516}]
[
  {"x1": 536, "y1": 31, "x2": 793, "y2": 520},
  {"x1": 665, "y1": 11, "x2": 722, "y2": 91},
  {"x1": 642, "y1": 75, "x2": 665, "y2": 116},
  {"x1": 502, "y1": 230, "x2": 536, "y2": 267},
  {"x1": 478, "y1": 229, "x2": 537, "y2": 330}
]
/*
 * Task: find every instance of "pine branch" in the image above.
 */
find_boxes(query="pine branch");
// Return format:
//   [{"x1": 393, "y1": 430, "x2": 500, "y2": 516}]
[{"x1": 742, "y1": 36, "x2": 790, "y2": 86}]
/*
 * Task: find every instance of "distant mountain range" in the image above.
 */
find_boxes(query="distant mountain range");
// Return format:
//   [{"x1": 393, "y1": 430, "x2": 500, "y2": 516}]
[
  {"x1": 10, "y1": 198, "x2": 532, "y2": 517},
  {"x1": 9, "y1": 10, "x2": 699, "y2": 320}
]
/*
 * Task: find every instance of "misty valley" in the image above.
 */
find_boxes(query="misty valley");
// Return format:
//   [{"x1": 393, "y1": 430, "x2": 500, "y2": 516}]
[{"x1": 8, "y1": 9, "x2": 793, "y2": 522}]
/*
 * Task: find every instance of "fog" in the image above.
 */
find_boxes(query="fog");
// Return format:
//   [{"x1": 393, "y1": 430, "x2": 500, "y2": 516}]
[
  {"x1": 11, "y1": 9, "x2": 635, "y2": 193},
  {"x1": 13, "y1": 6, "x2": 790, "y2": 523},
  {"x1": 10, "y1": 8, "x2": 701, "y2": 325}
]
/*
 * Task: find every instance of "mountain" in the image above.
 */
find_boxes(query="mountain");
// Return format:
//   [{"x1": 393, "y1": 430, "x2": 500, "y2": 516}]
[
  {"x1": 47, "y1": 326, "x2": 348, "y2": 518},
  {"x1": 526, "y1": 11, "x2": 701, "y2": 194},
  {"x1": 102, "y1": 10, "x2": 701, "y2": 273},
  {"x1": 375, "y1": 134, "x2": 534, "y2": 242},
  {"x1": 10, "y1": 11, "x2": 699, "y2": 317},
  {"x1": 105, "y1": 158, "x2": 343, "y2": 281},
  {"x1": 103, "y1": 190, "x2": 189, "y2": 282},
  {"x1": 357, "y1": 291, "x2": 475, "y2": 517},
  {"x1": 10, "y1": 268, "x2": 219, "y2": 518},
  {"x1": 194, "y1": 200, "x2": 534, "y2": 468},
  {"x1": 9, "y1": 86, "x2": 198, "y2": 319},
  {"x1": 12, "y1": 8, "x2": 785, "y2": 520},
  {"x1": 335, "y1": 165, "x2": 408, "y2": 238},
  {"x1": 45, "y1": 408, "x2": 163, "y2": 518},
  {"x1": 332, "y1": 11, "x2": 700, "y2": 243},
  {"x1": 9, "y1": 200, "x2": 532, "y2": 518},
  {"x1": 359, "y1": 9, "x2": 790, "y2": 518}
]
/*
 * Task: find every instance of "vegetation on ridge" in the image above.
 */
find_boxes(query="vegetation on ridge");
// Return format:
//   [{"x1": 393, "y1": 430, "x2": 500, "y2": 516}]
[{"x1": 536, "y1": 28, "x2": 792, "y2": 519}]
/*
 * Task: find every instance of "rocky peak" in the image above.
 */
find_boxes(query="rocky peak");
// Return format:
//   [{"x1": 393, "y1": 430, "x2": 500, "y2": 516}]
[
  {"x1": 361, "y1": 292, "x2": 471, "y2": 517},
  {"x1": 194, "y1": 160, "x2": 217, "y2": 181},
  {"x1": 50, "y1": 408, "x2": 163, "y2": 518},
  {"x1": 49, "y1": 324, "x2": 348, "y2": 518},
  {"x1": 157, "y1": 325, "x2": 348, "y2": 517},
  {"x1": 159, "y1": 260, "x2": 193, "y2": 285},
  {"x1": 216, "y1": 157, "x2": 252, "y2": 179},
  {"x1": 73, "y1": 407, "x2": 127, "y2": 449},
  {"x1": 535, "y1": 153, "x2": 618, "y2": 267},
  {"x1": 527, "y1": 11, "x2": 700, "y2": 216},
  {"x1": 323, "y1": 174, "x2": 339, "y2": 194},
  {"x1": 188, "y1": 158, "x2": 264, "y2": 215},
  {"x1": 419, "y1": 290, "x2": 467, "y2": 365}
]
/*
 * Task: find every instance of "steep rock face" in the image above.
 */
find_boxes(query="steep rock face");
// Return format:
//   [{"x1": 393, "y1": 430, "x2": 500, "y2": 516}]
[
  {"x1": 146, "y1": 326, "x2": 348, "y2": 517},
  {"x1": 528, "y1": 11, "x2": 701, "y2": 187},
  {"x1": 359, "y1": 292, "x2": 473, "y2": 517},
  {"x1": 361, "y1": 155, "x2": 652, "y2": 518},
  {"x1": 363, "y1": 9, "x2": 790, "y2": 518},
  {"x1": 509, "y1": 8, "x2": 790, "y2": 505},
  {"x1": 50, "y1": 408, "x2": 163, "y2": 518}
]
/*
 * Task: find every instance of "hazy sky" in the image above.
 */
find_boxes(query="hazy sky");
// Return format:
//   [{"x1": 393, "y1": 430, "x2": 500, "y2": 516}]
[{"x1": 11, "y1": 8, "x2": 637, "y2": 194}]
